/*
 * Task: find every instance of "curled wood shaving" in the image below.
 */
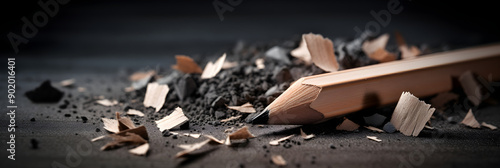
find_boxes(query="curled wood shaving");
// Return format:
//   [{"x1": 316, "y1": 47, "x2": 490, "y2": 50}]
[
  {"x1": 364, "y1": 126, "x2": 385, "y2": 133},
  {"x1": 96, "y1": 99, "x2": 118, "y2": 107},
  {"x1": 255, "y1": 58, "x2": 265, "y2": 70},
  {"x1": 129, "y1": 143, "x2": 149, "y2": 156},
  {"x1": 269, "y1": 135, "x2": 294, "y2": 146},
  {"x1": 60, "y1": 78, "x2": 75, "y2": 87},
  {"x1": 227, "y1": 102, "x2": 256, "y2": 113},
  {"x1": 126, "y1": 109, "x2": 145, "y2": 117},
  {"x1": 221, "y1": 115, "x2": 242, "y2": 122},
  {"x1": 290, "y1": 37, "x2": 312, "y2": 65},
  {"x1": 461, "y1": 109, "x2": 481, "y2": 128},
  {"x1": 155, "y1": 107, "x2": 189, "y2": 132},
  {"x1": 300, "y1": 128, "x2": 315, "y2": 140},
  {"x1": 391, "y1": 92, "x2": 435, "y2": 136},
  {"x1": 172, "y1": 55, "x2": 203, "y2": 74},
  {"x1": 143, "y1": 82, "x2": 169, "y2": 112},
  {"x1": 201, "y1": 53, "x2": 226, "y2": 79},
  {"x1": 176, "y1": 139, "x2": 211, "y2": 158},
  {"x1": 228, "y1": 126, "x2": 255, "y2": 140},
  {"x1": 303, "y1": 33, "x2": 339, "y2": 72},
  {"x1": 362, "y1": 34, "x2": 396, "y2": 63},
  {"x1": 336, "y1": 118, "x2": 360, "y2": 131},
  {"x1": 271, "y1": 155, "x2": 287, "y2": 166},
  {"x1": 367, "y1": 136, "x2": 382, "y2": 142},
  {"x1": 481, "y1": 122, "x2": 497, "y2": 130}
]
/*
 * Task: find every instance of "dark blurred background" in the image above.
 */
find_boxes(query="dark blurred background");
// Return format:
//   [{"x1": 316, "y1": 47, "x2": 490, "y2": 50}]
[{"x1": 1, "y1": 0, "x2": 499, "y2": 72}]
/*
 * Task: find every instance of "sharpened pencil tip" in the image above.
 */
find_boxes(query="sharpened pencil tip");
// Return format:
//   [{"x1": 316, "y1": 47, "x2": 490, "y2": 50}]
[{"x1": 245, "y1": 109, "x2": 269, "y2": 124}]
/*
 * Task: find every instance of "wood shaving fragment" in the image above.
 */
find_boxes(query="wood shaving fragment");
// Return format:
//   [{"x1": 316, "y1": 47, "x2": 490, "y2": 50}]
[
  {"x1": 222, "y1": 61, "x2": 238, "y2": 69},
  {"x1": 424, "y1": 125, "x2": 435, "y2": 130},
  {"x1": 255, "y1": 58, "x2": 265, "y2": 69},
  {"x1": 269, "y1": 135, "x2": 294, "y2": 146},
  {"x1": 204, "y1": 135, "x2": 224, "y2": 144},
  {"x1": 60, "y1": 78, "x2": 75, "y2": 87},
  {"x1": 271, "y1": 154, "x2": 287, "y2": 166},
  {"x1": 303, "y1": 33, "x2": 339, "y2": 72},
  {"x1": 201, "y1": 53, "x2": 226, "y2": 79},
  {"x1": 129, "y1": 70, "x2": 155, "y2": 81},
  {"x1": 224, "y1": 127, "x2": 234, "y2": 133},
  {"x1": 459, "y1": 71, "x2": 485, "y2": 106},
  {"x1": 367, "y1": 136, "x2": 382, "y2": 142},
  {"x1": 224, "y1": 136, "x2": 231, "y2": 146},
  {"x1": 172, "y1": 55, "x2": 203, "y2": 74},
  {"x1": 336, "y1": 118, "x2": 360, "y2": 131},
  {"x1": 124, "y1": 86, "x2": 135, "y2": 92},
  {"x1": 364, "y1": 126, "x2": 385, "y2": 133},
  {"x1": 391, "y1": 92, "x2": 435, "y2": 136},
  {"x1": 155, "y1": 107, "x2": 189, "y2": 132},
  {"x1": 300, "y1": 128, "x2": 315, "y2": 140},
  {"x1": 395, "y1": 31, "x2": 421, "y2": 59},
  {"x1": 96, "y1": 99, "x2": 118, "y2": 107},
  {"x1": 126, "y1": 109, "x2": 145, "y2": 117},
  {"x1": 228, "y1": 126, "x2": 255, "y2": 140},
  {"x1": 461, "y1": 109, "x2": 481, "y2": 128},
  {"x1": 481, "y1": 122, "x2": 497, "y2": 130},
  {"x1": 91, "y1": 135, "x2": 106, "y2": 142},
  {"x1": 116, "y1": 125, "x2": 149, "y2": 140},
  {"x1": 101, "y1": 132, "x2": 147, "y2": 151},
  {"x1": 118, "y1": 117, "x2": 136, "y2": 131},
  {"x1": 362, "y1": 34, "x2": 396, "y2": 63},
  {"x1": 77, "y1": 87, "x2": 86, "y2": 92},
  {"x1": 143, "y1": 82, "x2": 169, "y2": 112},
  {"x1": 129, "y1": 143, "x2": 149, "y2": 156},
  {"x1": 221, "y1": 115, "x2": 242, "y2": 122},
  {"x1": 290, "y1": 37, "x2": 312, "y2": 65},
  {"x1": 176, "y1": 139, "x2": 211, "y2": 158},
  {"x1": 102, "y1": 118, "x2": 119, "y2": 133},
  {"x1": 183, "y1": 133, "x2": 201, "y2": 138},
  {"x1": 227, "y1": 102, "x2": 256, "y2": 113}
]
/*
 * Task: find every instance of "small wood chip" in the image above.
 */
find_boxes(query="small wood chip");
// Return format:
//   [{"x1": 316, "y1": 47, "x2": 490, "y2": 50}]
[
  {"x1": 424, "y1": 125, "x2": 435, "y2": 130},
  {"x1": 461, "y1": 109, "x2": 481, "y2": 128},
  {"x1": 155, "y1": 107, "x2": 189, "y2": 132},
  {"x1": 91, "y1": 135, "x2": 106, "y2": 142},
  {"x1": 172, "y1": 55, "x2": 203, "y2": 74},
  {"x1": 300, "y1": 128, "x2": 315, "y2": 140},
  {"x1": 129, "y1": 143, "x2": 149, "y2": 156},
  {"x1": 224, "y1": 136, "x2": 231, "y2": 146},
  {"x1": 269, "y1": 135, "x2": 294, "y2": 146},
  {"x1": 362, "y1": 34, "x2": 396, "y2": 63},
  {"x1": 228, "y1": 126, "x2": 255, "y2": 140},
  {"x1": 303, "y1": 33, "x2": 339, "y2": 72},
  {"x1": 101, "y1": 132, "x2": 147, "y2": 151},
  {"x1": 290, "y1": 37, "x2": 312, "y2": 65},
  {"x1": 204, "y1": 135, "x2": 224, "y2": 144},
  {"x1": 481, "y1": 122, "x2": 497, "y2": 130},
  {"x1": 201, "y1": 53, "x2": 226, "y2": 79},
  {"x1": 96, "y1": 99, "x2": 118, "y2": 107},
  {"x1": 143, "y1": 82, "x2": 169, "y2": 112},
  {"x1": 115, "y1": 125, "x2": 149, "y2": 140},
  {"x1": 126, "y1": 109, "x2": 145, "y2": 117},
  {"x1": 222, "y1": 61, "x2": 238, "y2": 69},
  {"x1": 364, "y1": 126, "x2": 385, "y2": 133},
  {"x1": 129, "y1": 70, "x2": 155, "y2": 81},
  {"x1": 221, "y1": 115, "x2": 242, "y2": 122},
  {"x1": 227, "y1": 102, "x2": 256, "y2": 113},
  {"x1": 367, "y1": 136, "x2": 382, "y2": 142},
  {"x1": 176, "y1": 139, "x2": 211, "y2": 158},
  {"x1": 336, "y1": 118, "x2": 360, "y2": 131},
  {"x1": 102, "y1": 118, "x2": 119, "y2": 133},
  {"x1": 183, "y1": 133, "x2": 201, "y2": 139},
  {"x1": 391, "y1": 92, "x2": 435, "y2": 136},
  {"x1": 118, "y1": 117, "x2": 136, "y2": 132},
  {"x1": 60, "y1": 78, "x2": 75, "y2": 87},
  {"x1": 271, "y1": 155, "x2": 287, "y2": 166},
  {"x1": 255, "y1": 58, "x2": 265, "y2": 70}
]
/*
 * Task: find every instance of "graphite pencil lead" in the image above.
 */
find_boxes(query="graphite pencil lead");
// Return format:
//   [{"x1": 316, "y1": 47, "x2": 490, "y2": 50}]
[{"x1": 245, "y1": 109, "x2": 269, "y2": 124}]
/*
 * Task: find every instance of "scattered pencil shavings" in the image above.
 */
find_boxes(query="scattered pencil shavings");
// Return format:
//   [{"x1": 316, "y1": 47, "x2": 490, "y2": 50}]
[
  {"x1": 255, "y1": 58, "x2": 265, "y2": 70},
  {"x1": 129, "y1": 143, "x2": 149, "y2": 156},
  {"x1": 290, "y1": 37, "x2": 312, "y2": 65},
  {"x1": 269, "y1": 135, "x2": 294, "y2": 146},
  {"x1": 430, "y1": 92, "x2": 459, "y2": 110},
  {"x1": 143, "y1": 82, "x2": 169, "y2": 112},
  {"x1": 222, "y1": 61, "x2": 238, "y2": 69},
  {"x1": 362, "y1": 33, "x2": 396, "y2": 63},
  {"x1": 303, "y1": 33, "x2": 339, "y2": 72},
  {"x1": 221, "y1": 115, "x2": 242, "y2": 122},
  {"x1": 91, "y1": 135, "x2": 106, "y2": 142},
  {"x1": 395, "y1": 31, "x2": 421, "y2": 59},
  {"x1": 366, "y1": 136, "x2": 382, "y2": 142},
  {"x1": 271, "y1": 154, "x2": 287, "y2": 166},
  {"x1": 129, "y1": 70, "x2": 155, "y2": 81},
  {"x1": 228, "y1": 126, "x2": 255, "y2": 140},
  {"x1": 364, "y1": 126, "x2": 385, "y2": 133},
  {"x1": 300, "y1": 128, "x2": 315, "y2": 140},
  {"x1": 176, "y1": 139, "x2": 211, "y2": 158},
  {"x1": 201, "y1": 53, "x2": 226, "y2": 79},
  {"x1": 60, "y1": 78, "x2": 75, "y2": 87},
  {"x1": 101, "y1": 132, "x2": 147, "y2": 150},
  {"x1": 336, "y1": 118, "x2": 360, "y2": 131},
  {"x1": 25, "y1": 80, "x2": 64, "y2": 103},
  {"x1": 126, "y1": 109, "x2": 145, "y2": 117},
  {"x1": 172, "y1": 55, "x2": 203, "y2": 74},
  {"x1": 459, "y1": 71, "x2": 486, "y2": 106},
  {"x1": 481, "y1": 122, "x2": 497, "y2": 130},
  {"x1": 390, "y1": 92, "x2": 435, "y2": 136},
  {"x1": 227, "y1": 102, "x2": 256, "y2": 113},
  {"x1": 96, "y1": 99, "x2": 118, "y2": 107},
  {"x1": 156, "y1": 107, "x2": 189, "y2": 132},
  {"x1": 461, "y1": 109, "x2": 481, "y2": 128}
]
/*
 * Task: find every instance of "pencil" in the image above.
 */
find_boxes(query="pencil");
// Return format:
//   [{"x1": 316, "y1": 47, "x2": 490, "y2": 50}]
[{"x1": 247, "y1": 43, "x2": 500, "y2": 125}]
